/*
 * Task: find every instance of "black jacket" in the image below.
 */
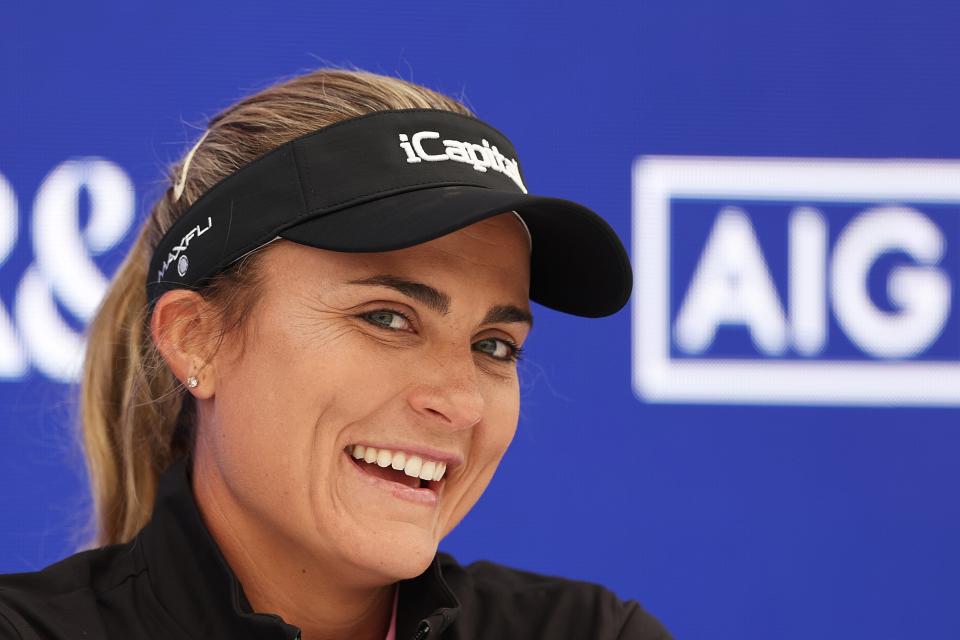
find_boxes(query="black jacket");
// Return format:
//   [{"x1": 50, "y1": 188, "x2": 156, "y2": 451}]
[{"x1": 0, "y1": 458, "x2": 671, "y2": 639}]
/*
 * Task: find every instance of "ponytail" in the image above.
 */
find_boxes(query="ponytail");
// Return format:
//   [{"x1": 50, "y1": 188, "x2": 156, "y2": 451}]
[{"x1": 81, "y1": 223, "x2": 187, "y2": 544}]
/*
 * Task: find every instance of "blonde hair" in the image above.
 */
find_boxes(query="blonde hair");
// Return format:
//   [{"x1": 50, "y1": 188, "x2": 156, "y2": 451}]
[{"x1": 81, "y1": 69, "x2": 473, "y2": 546}]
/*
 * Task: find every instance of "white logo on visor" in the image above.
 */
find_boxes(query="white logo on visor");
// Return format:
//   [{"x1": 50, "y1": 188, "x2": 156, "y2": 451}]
[
  {"x1": 157, "y1": 216, "x2": 213, "y2": 282},
  {"x1": 398, "y1": 132, "x2": 528, "y2": 193}
]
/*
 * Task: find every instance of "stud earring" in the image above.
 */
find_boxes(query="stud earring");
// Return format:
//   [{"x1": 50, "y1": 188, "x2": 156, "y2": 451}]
[{"x1": 186, "y1": 376, "x2": 199, "y2": 389}]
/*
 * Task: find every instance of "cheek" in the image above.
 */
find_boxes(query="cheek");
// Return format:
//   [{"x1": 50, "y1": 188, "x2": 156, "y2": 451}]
[
  {"x1": 478, "y1": 382, "x2": 521, "y2": 463},
  {"x1": 206, "y1": 314, "x2": 415, "y2": 524},
  {"x1": 212, "y1": 335, "x2": 312, "y2": 454},
  {"x1": 201, "y1": 321, "x2": 355, "y2": 513},
  {"x1": 199, "y1": 331, "x2": 316, "y2": 522}
]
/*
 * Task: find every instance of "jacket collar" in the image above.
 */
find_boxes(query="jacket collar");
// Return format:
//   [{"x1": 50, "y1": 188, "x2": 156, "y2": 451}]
[{"x1": 139, "y1": 456, "x2": 461, "y2": 640}]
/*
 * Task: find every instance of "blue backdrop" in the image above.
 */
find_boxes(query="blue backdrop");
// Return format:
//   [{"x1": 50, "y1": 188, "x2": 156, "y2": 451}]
[{"x1": 3, "y1": 2, "x2": 960, "y2": 638}]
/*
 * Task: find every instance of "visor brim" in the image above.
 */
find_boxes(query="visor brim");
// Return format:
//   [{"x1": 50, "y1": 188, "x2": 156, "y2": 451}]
[{"x1": 277, "y1": 185, "x2": 632, "y2": 318}]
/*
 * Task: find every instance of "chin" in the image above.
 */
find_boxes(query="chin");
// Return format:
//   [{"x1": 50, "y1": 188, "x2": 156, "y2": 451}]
[
  {"x1": 308, "y1": 442, "x2": 458, "y2": 583},
  {"x1": 335, "y1": 525, "x2": 440, "y2": 584}
]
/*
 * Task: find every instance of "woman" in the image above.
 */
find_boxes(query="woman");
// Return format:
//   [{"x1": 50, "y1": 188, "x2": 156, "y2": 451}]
[{"x1": 0, "y1": 69, "x2": 670, "y2": 639}]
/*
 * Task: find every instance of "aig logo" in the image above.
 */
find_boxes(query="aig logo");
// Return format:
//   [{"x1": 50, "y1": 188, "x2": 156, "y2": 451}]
[{"x1": 632, "y1": 157, "x2": 960, "y2": 406}]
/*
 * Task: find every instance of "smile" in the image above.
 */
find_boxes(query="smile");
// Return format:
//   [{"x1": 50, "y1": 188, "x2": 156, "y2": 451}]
[{"x1": 345, "y1": 444, "x2": 450, "y2": 505}]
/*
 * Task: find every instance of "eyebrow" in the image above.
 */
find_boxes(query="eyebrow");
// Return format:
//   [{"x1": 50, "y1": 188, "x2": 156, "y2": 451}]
[
  {"x1": 483, "y1": 304, "x2": 534, "y2": 327},
  {"x1": 346, "y1": 274, "x2": 534, "y2": 328}
]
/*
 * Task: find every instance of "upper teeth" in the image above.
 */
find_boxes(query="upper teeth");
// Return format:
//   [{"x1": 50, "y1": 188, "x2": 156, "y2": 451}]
[{"x1": 350, "y1": 445, "x2": 447, "y2": 482}]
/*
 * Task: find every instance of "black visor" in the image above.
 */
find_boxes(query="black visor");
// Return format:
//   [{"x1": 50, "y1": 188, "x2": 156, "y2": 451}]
[{"x1": 146, "y1": 109, "x2": 632, "y2": 317}]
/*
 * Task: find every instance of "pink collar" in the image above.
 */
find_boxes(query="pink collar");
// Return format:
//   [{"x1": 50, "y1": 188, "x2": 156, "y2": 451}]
[{"x1": 383, "y1": 585, "x2": 399, "y2": 640}]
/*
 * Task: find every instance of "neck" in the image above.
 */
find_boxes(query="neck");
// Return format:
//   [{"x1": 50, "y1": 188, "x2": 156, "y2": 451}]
[{"x1": 190, "y1": 452, "x2": 395, "y2": 640}]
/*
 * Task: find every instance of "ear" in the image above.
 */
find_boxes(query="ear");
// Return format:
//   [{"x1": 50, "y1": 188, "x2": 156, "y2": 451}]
[{"x1": 149, "y1": 289, "x2": 218, "y2": 400}]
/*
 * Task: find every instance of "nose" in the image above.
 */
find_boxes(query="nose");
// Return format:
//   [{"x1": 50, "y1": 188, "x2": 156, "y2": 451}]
[{"x1": 407, "y1": 352, "x2": 484, "y2": 431}]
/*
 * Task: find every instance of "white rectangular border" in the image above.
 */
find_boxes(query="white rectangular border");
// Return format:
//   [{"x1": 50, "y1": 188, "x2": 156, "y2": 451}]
[{"x1": 631, "y1": 156, "x2": 960, "y2": 406}]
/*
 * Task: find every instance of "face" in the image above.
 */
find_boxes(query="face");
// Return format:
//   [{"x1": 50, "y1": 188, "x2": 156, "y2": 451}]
[{"x1": 193, "y1": 212, "x2": 532, "y2": 586}]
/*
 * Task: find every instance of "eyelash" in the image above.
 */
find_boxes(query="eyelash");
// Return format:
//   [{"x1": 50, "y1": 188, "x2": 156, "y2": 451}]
[{"x1": 359, "y1": 308, "x2": 524, "y2": 363}]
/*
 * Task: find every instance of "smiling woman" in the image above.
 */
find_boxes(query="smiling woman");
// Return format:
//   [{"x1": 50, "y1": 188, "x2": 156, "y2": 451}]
[{"x1": 0, "y1": 69, "x2": 670, "y2": 640}]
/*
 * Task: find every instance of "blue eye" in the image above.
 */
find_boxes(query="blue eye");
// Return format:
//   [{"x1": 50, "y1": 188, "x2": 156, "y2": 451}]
[
  {"x1": 363, "y1": 309, "x2": 412, "y2": 331},
  {"x1": 474, "y1": 337, "x2": 523, "y2": 363}
]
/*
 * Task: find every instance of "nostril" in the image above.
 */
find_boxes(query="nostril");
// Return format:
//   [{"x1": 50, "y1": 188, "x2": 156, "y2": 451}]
[{"x1": 425, "y1": 407, "x2": 448, "y2": 422}]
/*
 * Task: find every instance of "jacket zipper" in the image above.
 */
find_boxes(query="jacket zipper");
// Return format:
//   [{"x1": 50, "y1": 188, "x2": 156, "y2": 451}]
[{"x1": 412, "y1": 619, "x2": 431, "y2": 640}]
